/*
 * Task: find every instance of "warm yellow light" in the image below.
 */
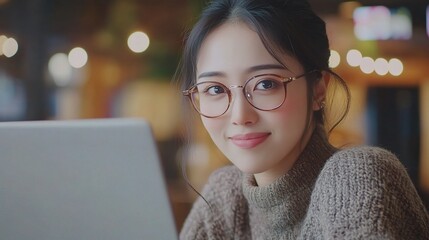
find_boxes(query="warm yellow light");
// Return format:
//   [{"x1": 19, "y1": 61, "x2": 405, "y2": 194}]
[
  {"x1": 2, "y1": 37, "x2": 18, "y2": 58},
  {"x1": 127, "y1": 31, "x2": 150, "y2": 53},
  {"x1": 68, "y1": 47, "x2": 88, "y2": 68},
  {"x1": 374, "y1": 58, "x2": 389, "y2": 76},
  {"x1": 388, "y1": 58, "x2": 403, "y2": 76},
  {"x1": 346, "y1": 49, "x2": 362, "y2": 67},
  {"x1": 329, "y1": 50, "x2": 341, "y2": 68}
]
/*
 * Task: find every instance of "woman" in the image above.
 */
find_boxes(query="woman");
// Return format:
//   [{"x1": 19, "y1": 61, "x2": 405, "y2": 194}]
[{"x1": 177, "y1": 0, "x2": 429, "y2": 239}]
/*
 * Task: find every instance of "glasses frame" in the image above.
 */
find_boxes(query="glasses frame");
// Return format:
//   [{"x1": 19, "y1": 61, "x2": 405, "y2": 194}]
[{"x1": 183, "y1": 70, "x2": 319, "y2": 118}]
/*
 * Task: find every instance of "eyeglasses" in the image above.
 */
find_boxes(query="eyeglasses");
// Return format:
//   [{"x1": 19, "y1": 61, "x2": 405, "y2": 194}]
[{"x1": 183, "y1": 70, "x2": 319, "y2": 118}]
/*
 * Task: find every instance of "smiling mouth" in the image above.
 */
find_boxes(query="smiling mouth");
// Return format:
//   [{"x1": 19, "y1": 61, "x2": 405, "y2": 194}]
[{"x1": 229, "y1": 132, "x2": 271, "y2": 149}]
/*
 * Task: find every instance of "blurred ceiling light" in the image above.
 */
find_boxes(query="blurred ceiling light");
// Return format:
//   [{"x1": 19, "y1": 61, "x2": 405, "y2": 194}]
[
  {"x1": 374, "y1": 58, "x2": 389, "y2": 76},
  {"x1": 346, "y1": 49, "x2": 362, "y2": 67},
  {"x1": 388, "y1": 58, "x2": 403, "y2": 76},
  {"x1": 354, "y1": 6, "x2": 391, "y2": 40},
  {"x1": 353, "y1": 6, "x2": 412, "y2": 40},
  {"x1": 0, "y1": 35, "x2": 7, "y2": 56},
  {"x1": 329, "y1": 50, "x2": 341, "y2": 68},
  {"x1": 0, "y1": 0, "x2": 9, "y2": 5},
  {"x1": 2, "y1": 37, "x2": 18, "y2": 58},
  {"x1": 127, "y1": 31, "x2": 150, "y2": 53},
  {"x1": 339, "y1": 1, "x2": 361, "y2": 19},
  {"x1": 68, "y1": 47, "x2": 88, "y2": 68},
  {"x1": 390, "y1": 8, "x2": 412, "y2": 39},
  {"x1": 360, "y1": 57, "x2": 375, "y2": 74},
  {"x1": 48, "y1": 53, "x2": 73, "y2": 87}
]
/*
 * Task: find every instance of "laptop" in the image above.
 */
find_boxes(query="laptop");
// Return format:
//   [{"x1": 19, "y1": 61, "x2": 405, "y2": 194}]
[{"x1": 0, "y1": 118, "x2": 177, "y2": 240}]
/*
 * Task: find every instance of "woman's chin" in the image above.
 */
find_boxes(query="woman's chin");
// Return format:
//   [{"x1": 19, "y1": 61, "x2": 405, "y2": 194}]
[{"x1": 233, "y1": 163, "x2": 266, "y2": 175}]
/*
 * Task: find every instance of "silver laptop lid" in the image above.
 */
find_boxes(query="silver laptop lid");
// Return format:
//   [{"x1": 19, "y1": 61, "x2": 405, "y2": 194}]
[{"x1": 0, "y1": 118, "x2": 177, "y2": 240}]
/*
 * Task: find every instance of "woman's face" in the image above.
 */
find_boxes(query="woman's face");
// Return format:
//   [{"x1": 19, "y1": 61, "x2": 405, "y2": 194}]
[{"x1": 196, "y1": 21, "x2": 314, "y2": 185}]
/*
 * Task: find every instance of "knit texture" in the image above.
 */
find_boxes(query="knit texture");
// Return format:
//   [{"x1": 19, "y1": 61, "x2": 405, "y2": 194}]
[{"x1": 180, "y1": 128, "x2": 429, "y2": 239}]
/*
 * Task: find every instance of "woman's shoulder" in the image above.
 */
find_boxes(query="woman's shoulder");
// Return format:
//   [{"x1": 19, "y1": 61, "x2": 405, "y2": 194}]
[
  {"x1": 314, "y1": 145, "x2": 422, "y2": 207},
  {"x1": 316, "y1": 145, "x2": 413, "y2": 193},
  {"x1": 309, "y1": 145, "x2": 429, "y2": 238},
  {"x1": 324, "y1": 145, "x2": 404, "y2": 173},
  {"x1": 332, "y1": 145, "x2": 397, "y2": 160}
]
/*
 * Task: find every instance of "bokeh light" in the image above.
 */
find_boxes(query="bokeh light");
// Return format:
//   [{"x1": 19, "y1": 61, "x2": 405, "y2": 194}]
[
  {"x1": 346, "y1": 49, "x2": 362, "y2": 67},
  {"x1": 48, "y1": 53, "x2": 73, "y2": 87},
  {"x1": 388, "y1": 58, "x2": 404, "y2": 76},
  {"x1": 68, "y1": 47, "x2": 88, "y2": 68},
  {"x1": 360, "y1": 57, "x2": 375, "y2": 74},
  {"x1": 0, "y1": 35, "x2": 7, "y2": 56},
  {"x1": 2, "y1": 37, "x2": 18, "y2": 58},
  {"x1": 127, "y1": 31, "x2": 150, "y2": 53},
  {"x1": 374, "y1": 58, "x2": 389, "y2": 76},
  {"x1": 329, "y1": 50, "x2": 341, "y2": 68}
]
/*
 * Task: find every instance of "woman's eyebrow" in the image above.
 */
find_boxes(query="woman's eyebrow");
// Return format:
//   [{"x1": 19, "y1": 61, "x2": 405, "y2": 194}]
[
  {"x1": 197, "y1": 64, "x2": 287, "y2": 79},
  {"x1": 247, "y1": 64, "x2": 287, "y2": 72},
  {"x1": 197, "y1": 71, "x2": 226, "y2": 79}
]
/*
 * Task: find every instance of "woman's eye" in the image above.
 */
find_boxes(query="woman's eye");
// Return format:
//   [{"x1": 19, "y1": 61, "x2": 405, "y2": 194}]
[
  {"x1": 255, "y1": 79, "x2": 279, "y2": 90},
  {"x1": 205, "y1": 85, "x2": 226, "y2": 95}
]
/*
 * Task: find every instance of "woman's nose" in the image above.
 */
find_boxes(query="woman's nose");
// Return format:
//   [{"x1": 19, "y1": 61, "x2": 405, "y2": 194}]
[{"x1": 229, "y1": 90, "x2": 259, "y2": 126}]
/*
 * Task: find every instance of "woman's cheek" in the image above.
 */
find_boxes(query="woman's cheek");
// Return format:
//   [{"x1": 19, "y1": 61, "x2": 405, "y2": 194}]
[
  {"x1": 281, "y1": 83, "x2": 309, "y2": 117},
  {"x1": 201, "y1": 118, "x2": 225, "y2": 139}
]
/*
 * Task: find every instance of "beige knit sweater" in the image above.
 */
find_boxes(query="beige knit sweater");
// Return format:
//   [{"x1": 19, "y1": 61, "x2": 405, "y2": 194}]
[{"x1": 180, "y1": 128, "x2": 429, "y2": 239}]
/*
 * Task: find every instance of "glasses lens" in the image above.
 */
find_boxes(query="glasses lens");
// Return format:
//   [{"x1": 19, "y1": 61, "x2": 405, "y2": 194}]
[
  {"x1": 191, "y1": 82, "x2": 229, "y2": 117},
  {"x1": 245, "y1": 75, "x2": 286, "y2": 110}
]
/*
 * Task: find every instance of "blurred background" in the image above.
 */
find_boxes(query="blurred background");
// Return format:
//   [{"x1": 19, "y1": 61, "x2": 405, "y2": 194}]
[{"x1": 0, "y1": 0, "x2": 428, "y2": 230}]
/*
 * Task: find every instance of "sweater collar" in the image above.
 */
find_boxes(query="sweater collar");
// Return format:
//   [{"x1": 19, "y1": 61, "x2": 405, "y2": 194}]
[{"x1": 242, "y1": 125, "x2": 336, "y2": 209}]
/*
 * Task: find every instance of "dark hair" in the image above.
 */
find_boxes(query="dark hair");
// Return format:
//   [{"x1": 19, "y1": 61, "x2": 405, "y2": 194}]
[{"x1": 177, "y1": 0, "x2": 350, "y2": 132}]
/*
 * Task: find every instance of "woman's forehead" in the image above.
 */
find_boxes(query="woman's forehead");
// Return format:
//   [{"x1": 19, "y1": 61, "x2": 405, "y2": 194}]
[{"x1": 196, "y1": 22, "x2": 303, "y2": 76}]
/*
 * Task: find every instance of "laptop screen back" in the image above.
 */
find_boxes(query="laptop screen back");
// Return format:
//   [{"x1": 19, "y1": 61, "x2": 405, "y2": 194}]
[{"x1": 0, "y1": 118, "x2": 177, "y2": 240}]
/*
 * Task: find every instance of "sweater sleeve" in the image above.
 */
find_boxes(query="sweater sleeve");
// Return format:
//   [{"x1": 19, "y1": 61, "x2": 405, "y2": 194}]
[
  {"x1": 179, "y1": 166, "x2": 245, "y2": 240},
  {"x1": 303, "y1": 146, "x2": 429, "y2": 239}
]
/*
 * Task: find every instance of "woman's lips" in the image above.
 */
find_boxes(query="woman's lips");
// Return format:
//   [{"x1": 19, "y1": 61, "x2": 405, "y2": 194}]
[{"x1": 229, "y1": 132, "x2": 271, "y2": 149}]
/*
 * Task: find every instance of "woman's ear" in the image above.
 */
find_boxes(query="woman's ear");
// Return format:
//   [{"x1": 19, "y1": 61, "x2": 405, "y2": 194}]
[{"x1": 312, "y1": 71, "x2": 330, "y2": 111}]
